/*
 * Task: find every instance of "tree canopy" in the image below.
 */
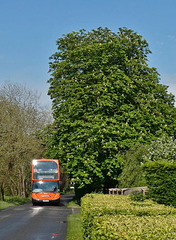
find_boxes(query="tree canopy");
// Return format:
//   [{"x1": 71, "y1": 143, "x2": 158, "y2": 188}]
[
  {"x1": 0, "y1": 82, "x2": 51, "y2": 199},
  {"x1": 47, "y1": 27, "x2": 176, "y2": 195}
]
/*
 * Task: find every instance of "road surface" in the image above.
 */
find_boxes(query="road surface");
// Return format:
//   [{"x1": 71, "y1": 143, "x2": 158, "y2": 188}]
[{"x1": 0, "y1": 194, "x2": 75, "y2": 240}]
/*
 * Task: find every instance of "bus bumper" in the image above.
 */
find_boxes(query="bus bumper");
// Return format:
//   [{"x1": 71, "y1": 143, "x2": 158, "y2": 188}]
[{"x1": 32, "y1": 198, "x2": 60, "y2": 205}]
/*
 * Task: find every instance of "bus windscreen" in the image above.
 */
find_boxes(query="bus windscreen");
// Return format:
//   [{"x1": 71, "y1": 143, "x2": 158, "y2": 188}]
[{"x1": 32, "y1": 181, "x2": 60, "y2": 193}]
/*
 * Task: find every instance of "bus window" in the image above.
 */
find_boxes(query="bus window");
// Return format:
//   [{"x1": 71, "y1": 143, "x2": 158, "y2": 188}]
[{"x1": 33, "y1": 160, "x2": 58, "y2": 180}]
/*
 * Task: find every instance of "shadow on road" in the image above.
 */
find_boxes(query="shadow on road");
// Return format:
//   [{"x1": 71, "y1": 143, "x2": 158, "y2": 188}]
[{"x1": 59, "y1": 194, "x2": 75, "y2": 206}]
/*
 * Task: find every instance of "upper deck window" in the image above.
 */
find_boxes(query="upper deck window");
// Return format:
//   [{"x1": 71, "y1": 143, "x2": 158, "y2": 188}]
[{"x1": 32, "y1": 161, "x2": 58, "y2": 179}]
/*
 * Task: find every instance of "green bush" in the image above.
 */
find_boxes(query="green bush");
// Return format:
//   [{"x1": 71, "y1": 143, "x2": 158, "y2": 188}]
[
  {"x1": 81, "y1": 194, "x2": 176, "y2": 240},
  {"x1": 129, "y1": 190, "x2": 145, "y2": 202},
  {"x1": 143, "y1": 161, "x2": 176, "y2": 206},
  {"x1": 91, "y1": 214, "x2": 176, "y2": 239}
]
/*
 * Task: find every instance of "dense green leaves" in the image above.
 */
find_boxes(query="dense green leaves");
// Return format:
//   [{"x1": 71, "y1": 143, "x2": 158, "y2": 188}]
[
  {"x1": 143, "y1": 161, "x2": 176, "y2": 206},
  {"x1": 47, "y1": 27, "x2": 176, "y2": 195},
  {"x1": 118, "y1": 144, "x2": 148, "y2": 188}
]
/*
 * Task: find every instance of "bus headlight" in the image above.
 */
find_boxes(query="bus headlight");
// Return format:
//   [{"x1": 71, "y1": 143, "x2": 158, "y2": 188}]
[{"x1": 54, "y1": 194, "x2": 60, "y2": 199}]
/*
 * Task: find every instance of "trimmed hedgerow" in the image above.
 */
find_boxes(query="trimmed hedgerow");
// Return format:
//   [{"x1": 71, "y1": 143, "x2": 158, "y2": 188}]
[
  {"x1": 143, "y1": 161, "x2": 176, "y2": 206},
  {"x1": 81, "y1": 194, "x2": 176, "y2": 240},
  {"x1": 91, "y1": 214, "x2": 176, "y2": 239}
]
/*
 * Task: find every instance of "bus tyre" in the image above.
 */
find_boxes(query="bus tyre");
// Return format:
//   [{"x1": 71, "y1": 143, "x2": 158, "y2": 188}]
[
  {"x1": 32, "y1": 200, "x2": 36, "y2": 206},
  {"x1": 56, "y1": 199, "x2": 60, "y2": 206}
]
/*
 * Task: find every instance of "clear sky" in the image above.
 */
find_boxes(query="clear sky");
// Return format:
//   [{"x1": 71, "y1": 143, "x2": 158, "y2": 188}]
[{"x1": 0, "y1": 0, "x2": 176, "y2": 107}]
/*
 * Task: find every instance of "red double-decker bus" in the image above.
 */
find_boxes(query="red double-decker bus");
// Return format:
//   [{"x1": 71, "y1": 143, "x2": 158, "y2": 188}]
[{"x1": 31, "y1": 159, "x2": 60, "y2": 205}]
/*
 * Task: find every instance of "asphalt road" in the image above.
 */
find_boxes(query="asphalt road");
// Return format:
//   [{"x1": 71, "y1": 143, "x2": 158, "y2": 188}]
[{"x1": 0, "y1": 194, "x2": 75, "y2": 240}]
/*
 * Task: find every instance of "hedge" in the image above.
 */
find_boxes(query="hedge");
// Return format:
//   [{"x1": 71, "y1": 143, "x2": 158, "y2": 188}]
[
  {"x1": 81, "y1": 194, "x2": 176, "y2": 239},
  {"x1": 91, "y1": 214, "x2": 176, "y2": 239},
  {"x1": 143, "y1": 161, "x2": 176, "y2": 206}
]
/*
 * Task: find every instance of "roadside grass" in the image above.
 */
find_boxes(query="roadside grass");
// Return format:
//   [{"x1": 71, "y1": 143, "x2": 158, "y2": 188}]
[
  {"x1": 0, "y1": 200, "x2": 14, "y2": 210},
  {"x1": 66, "y1": 213, "x2": 83, "y2": 240},
  {"x1": 0, "y1": 196, "x2": 31, "y2": 210},
  {"x1": 67, "y1": 198, "x2": 80, "y2": 208},
  {"x1": 66, "y1": 198, "x2": 83, "y2": 240}
]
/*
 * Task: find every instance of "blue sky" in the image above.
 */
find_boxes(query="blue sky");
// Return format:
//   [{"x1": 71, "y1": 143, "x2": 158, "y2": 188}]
[{"x1": 0, "y1": 0, "x2": 176, "y2": 107}]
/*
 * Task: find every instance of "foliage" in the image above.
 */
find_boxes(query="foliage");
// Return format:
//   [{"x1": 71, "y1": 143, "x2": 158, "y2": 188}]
[
  {"x1": 140, "y1": 135, "x2": 176, "y2": 207},
  {"x1": 91, "y1": 214, "x2": 176, "y2": 240},
  {"x1": 129, "y1": 190, "x2": 145, "y2": 202},
  {"x1": 118, "y1": 143, "x2": 147, "y2": 188},
  {"x1": 0, "y1": 82, "x2": 52, "y2": 199},
  {"x1": 81, "y1": 194, "x2": 176, "y2": 240},
  {"x1": 143, "y1": 134, "x2": 176, "y2": 162},
  {"x1": 143, "y1": 161, "x2": 176, "y2": 206},
  {"x1": 47, "y1": 27, "x2": 176, "y2": 196}
]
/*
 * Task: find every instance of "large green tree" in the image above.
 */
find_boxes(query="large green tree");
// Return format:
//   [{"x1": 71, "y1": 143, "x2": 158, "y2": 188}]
[{"x1": 47, "y1": 27, "x2": 176, "y2": 195}]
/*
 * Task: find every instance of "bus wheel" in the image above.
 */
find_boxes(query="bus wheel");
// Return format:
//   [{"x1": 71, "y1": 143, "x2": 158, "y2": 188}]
[
  {"x1": 32, "y1": 200, "x2": 37, "y2": 206},
  {"x1": 56, "y1": 199, "x2": 60, "y2": 206}
]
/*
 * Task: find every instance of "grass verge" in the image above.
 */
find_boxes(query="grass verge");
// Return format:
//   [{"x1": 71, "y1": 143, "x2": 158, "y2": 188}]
[
  {"x1": 0, "y1": 196, "x2": 31, "y2": 210},
  {"x1": 66, "y1": 197, "x2": 83, "y2": 240},
  {"x1": 66, "y1": 213, "x2": 83, "y2": 240},
  {"x1": 0, "y1": 200, "x2": 14, "y2": 210}
]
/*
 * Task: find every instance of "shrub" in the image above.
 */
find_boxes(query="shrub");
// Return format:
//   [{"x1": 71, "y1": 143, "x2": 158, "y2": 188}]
[
  {"x1": 129, "y1": 190, "x2": 145, "y2": 202},
  {"x1": 143, "y1": 161, "x2": 176, "y2": 206},
  {"x1": 81, "y1": 194, "x2": 176, "y2": 239},
  {"x1": 91, "y1": 214, "x2": 176, "y2": 239}
]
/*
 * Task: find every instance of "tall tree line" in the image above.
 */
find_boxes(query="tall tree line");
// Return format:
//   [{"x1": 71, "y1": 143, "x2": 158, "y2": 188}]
[{"x1": 0, "y1": 82, "x2": 51, "y2": 200}]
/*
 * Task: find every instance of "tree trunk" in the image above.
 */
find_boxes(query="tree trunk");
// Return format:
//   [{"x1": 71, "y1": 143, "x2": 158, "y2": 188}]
[{"x1": 1, "y1": 181, "x2": 5, "y2": 201}]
